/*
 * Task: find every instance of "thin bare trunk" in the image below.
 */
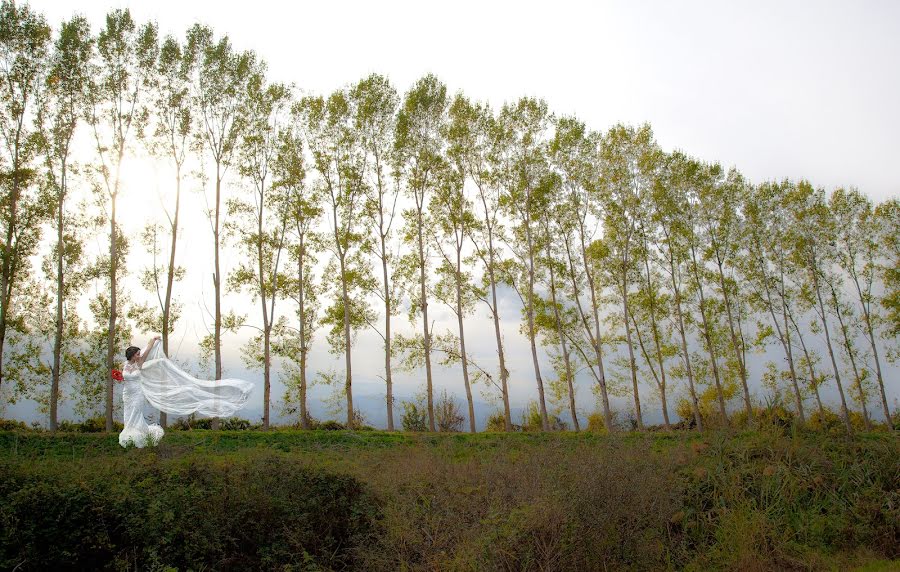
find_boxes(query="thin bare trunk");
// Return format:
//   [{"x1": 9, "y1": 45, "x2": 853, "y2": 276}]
[
  {"x1": 415, "y1": 205, "x2": 435, "y2": 431},
  {"x1": 665, "y1": 242, "x2": 702, "y2": 430},
  {"x1": 577, "y1": 224, "x2": 613, "y2": 431},
  {"x1": 689, "y1": 243, "x2": 728, "y2": 427},
  {"x1": 159, "y1": 164, "x2": 182, "y2": 429},
  {"x1": 381, "y1": 242, "x2": 394, "y2": 430},
  {"x1": 488, "y1": 249, "x2": 511, "y2": 431},
  {"x1": 621, "y1": 270, "x2": 643, "y2": 430},
  {"x1": 641, "y1": 255, "x2": 671, "y2": 429},
  {"x1": 298, "y1": 239, "x2": 309, "y2": 428},
  {"x1": 786, "y1": 310, "x2": 824, "y2": 417},
  {"x1": 831, "y1": 287, "x2": 871, "y2": 431},
  {"x1": 50, "y1": 168, "x2": 66, "y2": 432},
  {"x1": 525, "y1": 216, "x2": 549, "y2": 430},
  {"x1": 757, "y1": 250, "x2": 805, "y2": 423},
  {"x1": 456, "y1": 262, "x2": 475, "y2": 433},
  {"x1": 811, "y1": 256, "x2": 853, "y2": 434},
  {"x1": 547, "y1": 238, "x2": 579, "y2": 431},
  {"x1": 339, "y1": 251, "x2": 353, "y2": 426},
  {"x1": 106, "y1": 193, "x2": 117, "y2": 432},
  {"x1": 211, "y1": 168, "x2": 223, "y2": 431},
  {"x1": 849, "y1": 271, "x2": 893, "y2": 428},
  {"x1": 715, "y1": 257, "x2": 752, "y2": 420}
]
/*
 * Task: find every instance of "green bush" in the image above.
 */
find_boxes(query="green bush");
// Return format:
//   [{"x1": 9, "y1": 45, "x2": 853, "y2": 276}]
[
  {"x1": 0, "y1": 419, "x2": 29, "y2": 431},
  {"x1": 0, "y1": 452, "x2": 377, "y2": 571},
  {"x1": 400, "y1": 401, "x2": 427, "y2": 432},
  {"x1": 57, "y1": 417, "x2": 124, "y2": 433}
]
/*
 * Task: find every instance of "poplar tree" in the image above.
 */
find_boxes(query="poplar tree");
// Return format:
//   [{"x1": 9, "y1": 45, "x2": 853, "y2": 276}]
[
  {"x1": 38, "y1": 15, "x2": 91, "y2": 430},
  {"x1": 394, "y1": 75, "x2": 448, "y2": 431},
  {"x1": 86, "y1": 9, "x2": 157, "y2": 431}
]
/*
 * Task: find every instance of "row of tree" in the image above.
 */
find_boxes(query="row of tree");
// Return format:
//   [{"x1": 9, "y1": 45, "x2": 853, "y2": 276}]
[{"x1": 0, "y1": 4, "x2": 896, "y2": 434}]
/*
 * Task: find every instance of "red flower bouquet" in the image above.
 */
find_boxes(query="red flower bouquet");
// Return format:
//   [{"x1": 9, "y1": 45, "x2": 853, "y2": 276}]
[{"x1": 111, "y1": 369, "x2": 124, "y2": 382}]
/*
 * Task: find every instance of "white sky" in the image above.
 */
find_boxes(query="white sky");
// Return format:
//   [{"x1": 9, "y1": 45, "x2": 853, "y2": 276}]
[{"x1": 12, "y1": 0, "x2": 900, "y2": 427}]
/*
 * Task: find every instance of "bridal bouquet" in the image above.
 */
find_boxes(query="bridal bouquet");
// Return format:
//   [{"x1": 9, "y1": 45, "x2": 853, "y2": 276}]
[{"x1": 111, "y1": 369, "x2": 124, "y2": 382}]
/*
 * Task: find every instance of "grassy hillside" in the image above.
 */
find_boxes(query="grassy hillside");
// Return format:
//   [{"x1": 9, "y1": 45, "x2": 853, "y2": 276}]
[{"x1": 1, "y1": 428, "x2": 897, "y2": 571}]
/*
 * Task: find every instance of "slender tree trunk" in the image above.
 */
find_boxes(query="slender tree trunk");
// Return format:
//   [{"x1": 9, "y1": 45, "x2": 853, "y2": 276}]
[
  {"x1": 381, "y1": 237, "x2": 394, "y2": 430},
  {"x1": 525, "y1": 216, "x2": 549, "y2": 430},
  {"x1": 50, "y1": 169, "x2": 66, "y2": 432},
  {"x1": 715, "y1": 258, "x2": 753, "y2": 420},
  {"x1": 786, "y1": 310, "x2": 824, "y2": 417},
  {"x1": 831, "y1": 288, "x2": 871, "y2": 431},
  {"x1": 780, "y1": 303, "x2": 804, "y2": 423},
  {"x1": 811, "y1": 257, "x2": 853, "y2": 434},
  {"x1": 159, "y1": 163, "x2": 182, "y2": 429},
  {"x1": 211, "y1": 167, "x2": 223, "y2": 431},
  {"x1": 690, "y1": 245, "x2": 728, "y2": 427},
  {"x1": 578, "y1": 227, "x2": 613, "y2": 431},
  {"x1": 759, "y1": 256, "x2": 805, "y2": 423},
  {"x1": 340, "y1": 251, "x2": 354, "y2": 427},
  {"x1": 547, "y1": 239, "x2": 579, "y2": 431},
  {"x1": 485, "y1": 234, "x2": 511, "y2": 431},
  {"x1": 258, "y1": 191, "x2": 271, "y2": 429},
  {"x1": 456, "y1": 252, "x2": 476, "y2": 433},
  {"x1": 850, "y1": 273, "x2": 893, "y2": 428},
  {"x1": 415, "y1": 205, "x2": 435, "y2": 431},
  {"x1": 667, "y1": 247, "x2": 702, "y2": 430},
  {"x1": 642, "y1": 256, "x2": 671, "y2": 429},
  {"x1": 621, "y1": 269, "x2": 643, "y2": 430},
  {"x1": 106, "y1": 192, "x2": 118, "y2": 432},
  {"x1": 298, "y1": 240, "x2": 309, "y2": 428}
]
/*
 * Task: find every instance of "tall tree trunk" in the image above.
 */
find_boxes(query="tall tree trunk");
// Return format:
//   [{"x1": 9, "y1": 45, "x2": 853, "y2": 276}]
[
  {"x1": 547, "y1": 239, "x2": 579, "y2": 431},
  {"x1": 106, "y1": 192, "x2": 118, "y2": 432},
  {"x1": 621, "y1": 269, "x2": 643, "y2": 430},
  {"x1": 258, "y1": 193, "x2": 270, "y2": 430},
  {"x1": 849, "y1": 272, "x2": 893, "y2": 428},
  {"x1": 578, "y1": 226, "x2": 613, "y2": 431},
  {"x1": 211, "y1": 167, "x2": 223, "y2": 431},
  {"x1": 759, "y1": 255, "x2": 805, "y2": 423},
  {"x1": 456, "y1": 253, "x2": 476, "y2": 433},
  {"x1": 788, "y1": 310, "x2": 825, "y2": 418},
  {"x1": 643, "y1": 256, "x2": 671, "y2": 429},
  {"x1": 381, "y1": 237, "x2": 394, "y2": 430},
  {"x1": 340, "y1": 252, "x2": 354, "y2": 427},
  {"x1": 810, "y1": 257, "x2": 853, "y2": 434},
  {"x1": 298, "y1": 240, "x2": 309, "y2": 428},
  {"x1": 690, "y1": 245, "x2": 728, "y2": 427},
  {"x1": 50, "y1": 168, "x2": 66, "y2": 432},
  {"x1": 159, "y1": 163, "x2": 182, "y2": 429},
  {"x1": 666, "y1": 248, "x2": 702, "y2": 431},
  {"x1": 831, "y1": 287, "x2": 871, "y2": 431},
  {"x1": 416, "y1": 206, "x2": 435, "y2": 431},
  {"x1": 525, "y1": 218, "x2": 549, "y2": 430},
  {"x1": 715, "y1": 257, "x2": 753, "y2": 421},
  {"x1": 485, "y1": 234, "x2": 511, "y2": 431}
]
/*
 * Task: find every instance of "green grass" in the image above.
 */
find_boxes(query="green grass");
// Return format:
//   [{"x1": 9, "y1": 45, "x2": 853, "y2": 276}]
[{"x1": 1, "y1": 428, "x2": 898, "y2": 570}]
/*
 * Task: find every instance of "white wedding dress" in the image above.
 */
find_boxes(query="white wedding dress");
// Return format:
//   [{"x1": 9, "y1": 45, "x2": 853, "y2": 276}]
[{"x1": 119, "y1": 344, "x2": 254, "y2": 448}]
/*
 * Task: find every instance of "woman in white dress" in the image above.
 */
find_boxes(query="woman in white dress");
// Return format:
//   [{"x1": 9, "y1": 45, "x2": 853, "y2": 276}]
[{"x1": 118, "y1": 335, "x2": 254, "y2": 448}]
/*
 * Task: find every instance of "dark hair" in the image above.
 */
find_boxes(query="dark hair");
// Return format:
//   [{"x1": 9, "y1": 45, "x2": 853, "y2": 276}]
[{"x1": 125, "y1": 346, "x2": 140, "y2": 361}]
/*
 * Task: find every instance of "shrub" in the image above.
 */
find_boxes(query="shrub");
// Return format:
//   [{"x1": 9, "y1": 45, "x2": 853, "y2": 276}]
[
  {"x1": 57, "y1": 417, "x2": 124, "y2": 433},
  {"x1": 0, "y1": 453, "x2": 378, "y2": 570},
  {"x1": 485, "y1": 410, "x2": 520, "y2": 431},
  {"x1": 520, "y1": 400, "x2": 567, "y2": 431},
  {"x1": 435, "y1": 389, "x2": 464, "y2": 432},
  {"x1": 0, "y1": 419, "x2": 29, "y2": 431},
  {"x1": 401, "y1": 401, "x2": 427, "y2": 432},
  {"x1": 318, "y1": 420, "x2": 346, "y2": 431}
]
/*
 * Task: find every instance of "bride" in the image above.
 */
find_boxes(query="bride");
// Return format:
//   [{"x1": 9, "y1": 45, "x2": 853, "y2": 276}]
[{"x1": 118, "y1": 335, "x2": 254, "y2": 448}]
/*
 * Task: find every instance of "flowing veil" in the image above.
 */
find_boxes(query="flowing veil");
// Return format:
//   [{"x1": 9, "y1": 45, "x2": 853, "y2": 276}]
[{"x1": 139, "y1": 344, "x2": 254, "y2": 418}]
